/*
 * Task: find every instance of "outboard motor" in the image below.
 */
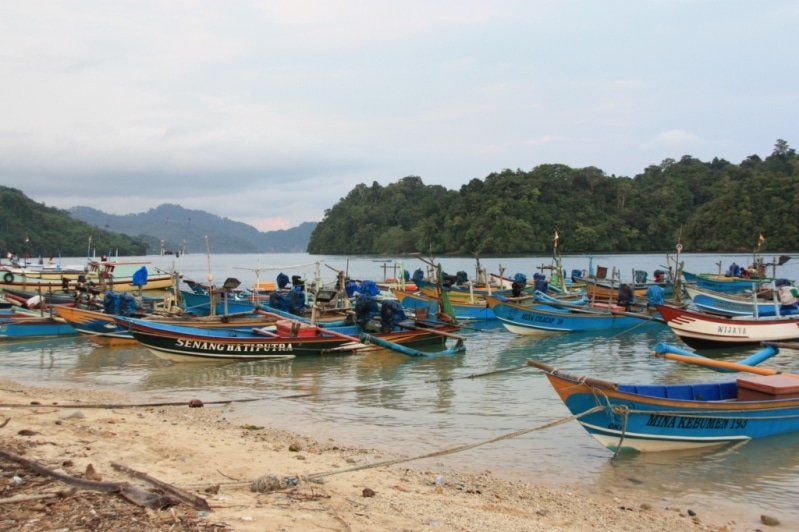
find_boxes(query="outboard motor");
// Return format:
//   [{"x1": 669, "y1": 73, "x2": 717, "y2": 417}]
[
  {"x1": 379, "y1": 300, "x2": 407, "y2": 333},
  {"x1": 355, "y1": 296, "x2": 380, "y2": 328},
  {"x1": 268, "y1": 291, "x2": 288, "y2": 311},
  {"x1": 103, "y1": 291, "x2": 120, "y2": 315},
  {"x1": 286, "y1": 286, "x2": 306, "y2": 314},
  {"x1": 618, "y1": 283, "x2": 634, "y2": 309},
  {"x1": 276, "y1": 273, "x2": 290, "y2": 290},
  {"x1": 533, "y1": 273, "x2": 548, "y2": 293},
  {"x1": 440, "y1": 272, "x2": 457, "y2": 287},
  {"x1": 412, "y1": 268, "x2": 424, "y2": 284},
  {"x1": 118, "y1": 292, "x2": 139, "y2": 316},
  {"x1": 511, "y1": 281, "x2": 525, "y2": 297}
]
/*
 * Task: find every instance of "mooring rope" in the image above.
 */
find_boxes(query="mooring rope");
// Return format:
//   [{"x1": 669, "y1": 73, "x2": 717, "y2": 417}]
[{"x1": 611, "y1": 405, "x2": 630, "y2": 460}]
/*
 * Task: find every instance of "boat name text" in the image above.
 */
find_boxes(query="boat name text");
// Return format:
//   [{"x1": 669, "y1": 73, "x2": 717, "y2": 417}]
[
  {"x1": 520, "y1": 313, "x2": 564, "y2": 325},
  {"x1": 716, "y1": 325, "x2": 747, "y2": 335},
  {"x1": 644, "y1": 414, "x2": 747, "y2": 430},
  {"x1": 175, "y1": 339, "x2": 295, "y2": 352}
]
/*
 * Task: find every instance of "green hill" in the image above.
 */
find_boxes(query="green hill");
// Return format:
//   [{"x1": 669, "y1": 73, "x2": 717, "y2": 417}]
[
  {"x1": 308, "y1": 139, "x2": 799, "y2": 254},
  {"x1": 0, "y1": 186, "x2": 148, "y2": 258}
]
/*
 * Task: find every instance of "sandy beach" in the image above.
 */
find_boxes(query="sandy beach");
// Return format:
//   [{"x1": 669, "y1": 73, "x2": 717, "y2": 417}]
[{"x1": 0, "y1": 378, "x2": 755, "y2": 531}]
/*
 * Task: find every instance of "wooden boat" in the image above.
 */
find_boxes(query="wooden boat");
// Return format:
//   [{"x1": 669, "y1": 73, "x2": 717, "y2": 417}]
[
  {"x1": 51, "y1": 305, "x2": 138, "y2": 346},
  {"x1": 418, "y1": 283, "x2": 525, "y2": 303},
  {"x1": 485, "y1": 295, "x2": 661, "y2": 334},
  {"x1": 0, "y1": 258, "x2": 173, "y2": 291},
  {"x1": 2, "y1": 287, "x2": 78, "y2": 307},
  {"x1": 682, "y1": 271, "x2": 775, "y2": 293},
  {"x1": 657, "y1": 304, "x2": 799, "y2": 349},
  {"x1": 575, "y1": 277, "x2": 666, "y2": 303},
  {"x1": 684, "y1": 284, "x2": 799, "y2": 317},
  {"x1": 682, "y1": 255, "x2": 792, "y2": 294},
  {"x1": 52, "y1": 305, "x2": 290, "y2": 346},
  {"x1": 526, "y1": 342, "x2": 799, "y2": 453},
  {"x1": 0, "y1": 310, "x2": 77, "y2": 340},
  {"x1": 114, "y1": 315, "x2": 463, "y2": 362},
  {"x1": 391, "y1": 289, "x2": 495, "y2": 321}
]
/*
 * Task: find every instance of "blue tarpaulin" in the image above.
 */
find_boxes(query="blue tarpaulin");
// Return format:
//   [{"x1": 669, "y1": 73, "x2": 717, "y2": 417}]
[{"x1": 132, "y1": 266, "x2": 148, "y2": 287}]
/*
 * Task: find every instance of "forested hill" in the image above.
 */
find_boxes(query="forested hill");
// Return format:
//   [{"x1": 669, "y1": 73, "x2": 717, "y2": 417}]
[
  {"x1": 308, "y1": 139, "x2": 799, "y2": 255},
  {"x1": 0, "y1": 187, "x2": 148, "y2": 257},
  {"x1": 0, "y1": 188, "x2": 316, "y2": 257},
  {"x1": 69, "y1": 204, "x2": 316, "y2": 254}
]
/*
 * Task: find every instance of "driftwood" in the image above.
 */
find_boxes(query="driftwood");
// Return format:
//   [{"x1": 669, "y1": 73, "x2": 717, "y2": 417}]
[
  {"x1": 0, "y1": 492, "x2": 60, "y2": 504},
  {"x1": 0, "y1": 449, "x2": 202, "y2": 511},
  {"x1": 112, "y1": 462, "x2": 211, "y2": 512}
]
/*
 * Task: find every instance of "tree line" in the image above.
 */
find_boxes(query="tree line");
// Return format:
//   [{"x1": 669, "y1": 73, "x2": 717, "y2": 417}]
[
  {"x1": 307, "y1": 139, "x2": 798, "y2": 255},
  {"x1": 0, "y1": 187, "x2": 148, "y2": 259}
]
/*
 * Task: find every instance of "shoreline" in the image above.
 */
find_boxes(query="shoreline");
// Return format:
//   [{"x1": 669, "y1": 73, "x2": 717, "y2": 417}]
[{"x1": 0, "y1": 378, "x2": 755, "y2": 531}]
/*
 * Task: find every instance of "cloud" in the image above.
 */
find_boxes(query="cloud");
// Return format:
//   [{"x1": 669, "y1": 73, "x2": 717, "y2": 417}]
[{"x1": 0, "y1": 1, "x2": 795, "y2": 227}]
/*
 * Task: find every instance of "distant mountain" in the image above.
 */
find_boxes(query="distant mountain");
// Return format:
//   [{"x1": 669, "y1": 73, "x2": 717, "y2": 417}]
[{"x1": 69, "y1": 204, "x2": 316, "y2": 254}]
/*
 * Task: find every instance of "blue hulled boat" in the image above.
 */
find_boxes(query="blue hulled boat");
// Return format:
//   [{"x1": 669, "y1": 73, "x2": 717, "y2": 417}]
[
  {"x1": 484, "y1": 295, "x2": 660, "y2": 334},
  {"x1": 528, "y1": 343, "x2": 799, "y2": 452}
]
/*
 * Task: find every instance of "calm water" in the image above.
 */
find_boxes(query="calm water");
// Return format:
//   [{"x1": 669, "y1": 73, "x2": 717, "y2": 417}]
[{"x1": 3, "y1": 250, "x2": 799, "y2": 527}]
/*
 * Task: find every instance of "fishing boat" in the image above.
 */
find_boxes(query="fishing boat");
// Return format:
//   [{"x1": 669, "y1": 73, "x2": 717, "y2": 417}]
[
  {"x1": 526, "y1": 342, "x2": 799, "y2": 453},
  {"x1": 0, "y1": 258, "x2": 173, "y2": 291},
  {"x1": 576, "y1": 277, "x2": 650, "y2": 302},
  {"x1": 681, "y1": 253, "x2": 792, "y2": 294},
  {"x1": 391, "y1": 289, "x2": 495, "y2": 321},
  {"x1": 684, "y1": 283, "x2": 799, "y2": 317},
  {"x1": 52, "y1": 305, "x2": 292, "y2": 346},
  {"x1": 114, "y1": 309, "x2": 463, "y2": 362},
  {"x1": 656, "y1": 304, "x2": 799, "y2": 349},
  {"x1": 682, "y1": 271, "x2": 775, "y2": 293},
  {"x1": 417, "y1": 283, "x2": 527, "y2": 303},
  {"x1": 485, "y1": 295, "x2": 661, "y2": 334},
  {"x1": 0, "y1": 310, "x2": 77, "y2": 340},
  {"x1": 2, "y1": 287, "x2": 78, "y2": 307}
]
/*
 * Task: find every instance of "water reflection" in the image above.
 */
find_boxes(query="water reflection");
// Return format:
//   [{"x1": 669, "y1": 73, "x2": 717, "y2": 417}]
[
  {"x1": 588, "y1": 431, "x2": 799, "y2": 519},
  {"x1": 0, "y1": 336, "x2": 92, "y2": 377}
]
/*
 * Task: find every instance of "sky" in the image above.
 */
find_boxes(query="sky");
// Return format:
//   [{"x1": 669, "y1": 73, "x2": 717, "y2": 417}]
[{"x1": 1, "y1": 1, "x2": 797, "y2": 231}]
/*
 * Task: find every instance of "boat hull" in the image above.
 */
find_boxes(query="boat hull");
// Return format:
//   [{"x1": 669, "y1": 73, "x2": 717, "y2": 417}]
[
  {"x1": 118, "y1": 317, "x2": 457, "y2": 362},
  {"x1": 684, "y1": 285, "x2": 791, "y2": 317},
  {"x1": 485, "y1": 296, "x2": 657, "y2": 334},
  {"x1": 0, "y1": 316, "x2": 77, "y2": 340},
  {"x1": 682, "y1": 271, "x2": 772, "y2": 293},
  {"x1": 657, "y1": 304, "x2": 799, "y2": 349},
  {"x1": 538, "y1": 366, "x2": 799, "y2": 452},
  {"x1": 0, "y1": 260, "x2": 173, "y2": 291},
  {"x1": 392, "y1": 290, "x2": 495, "y2": 321}
]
